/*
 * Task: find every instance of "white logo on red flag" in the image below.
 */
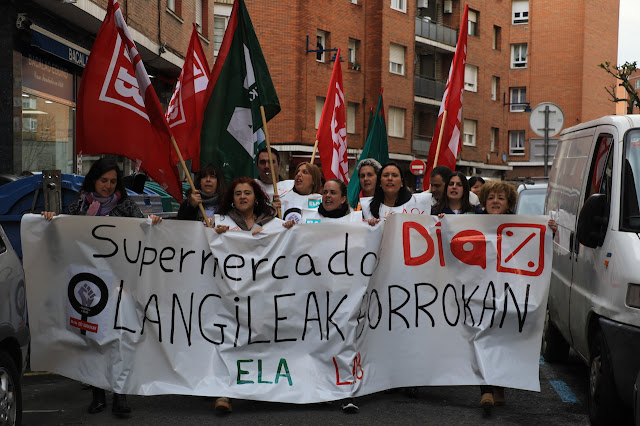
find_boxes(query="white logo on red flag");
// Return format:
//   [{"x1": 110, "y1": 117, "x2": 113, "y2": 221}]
[
  {"x1": 167, "y1": 50, "x2": 209, "y2": 127},
  {"x1": 330, "y1": 82, "x2": 348, "y2": 181},
  {"x1": 99, "y1": 34, "x2": 149, "y2": 120}
]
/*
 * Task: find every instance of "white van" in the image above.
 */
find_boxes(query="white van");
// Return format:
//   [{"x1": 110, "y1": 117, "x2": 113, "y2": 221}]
[{"x1": 543, "y1": 115, "x2": 640, "y2": 425}]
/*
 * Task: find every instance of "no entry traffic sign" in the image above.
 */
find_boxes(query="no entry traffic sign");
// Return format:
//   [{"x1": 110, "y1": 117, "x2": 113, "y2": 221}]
[{"x1": 410, "y1": 159, "x2": 426, "y2": 175}]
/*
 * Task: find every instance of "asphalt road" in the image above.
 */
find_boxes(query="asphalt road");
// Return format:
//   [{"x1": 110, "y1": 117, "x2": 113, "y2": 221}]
[{"x1": 20, "y1": 351, "x2": 630, "y2": 425}]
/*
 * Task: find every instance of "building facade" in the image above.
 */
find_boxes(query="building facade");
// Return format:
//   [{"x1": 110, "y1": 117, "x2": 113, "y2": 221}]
[{"x1": 0, "y1": 0, "x2": 620, "y2": 185}]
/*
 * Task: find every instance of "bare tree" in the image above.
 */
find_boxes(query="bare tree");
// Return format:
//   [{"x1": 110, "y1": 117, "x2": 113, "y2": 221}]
[{"x1": 599, "y1": 61, "x2": 640, "y2": 114}]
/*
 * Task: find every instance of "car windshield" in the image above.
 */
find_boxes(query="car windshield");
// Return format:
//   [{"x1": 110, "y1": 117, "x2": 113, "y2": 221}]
[
  {"x1": 516, "y1": 189, "x2": 547, "y2": 215},
  {"x1": 622, "y1": 129, "x2": 640, "y2": 231}
]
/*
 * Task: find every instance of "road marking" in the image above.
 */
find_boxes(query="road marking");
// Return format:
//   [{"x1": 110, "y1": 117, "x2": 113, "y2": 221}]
[{"x1": 549, "y1": 380, "x2": 580, "y2": 403}]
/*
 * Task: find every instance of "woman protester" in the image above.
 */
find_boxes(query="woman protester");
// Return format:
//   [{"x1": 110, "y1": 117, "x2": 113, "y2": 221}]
[
  {"x1": 361, "y1": 162, "x2": 431, "y2": 225},
  {"x1": 354, "y1": 158, "x2": 382, "y2": 210},
  {"x1": 431, "y1": 171, "x2": 478, "y2": 216},
  {"x1": 278, "y1": 162, "x2": 323, "y2": 223},
  {"x1": 297, "y1": 179, "x2": 363, "y2": 224},
  {"x1": 468, "y1": 176, "x2": 485, "y2": 196},
  {"x1": 475, "y1": 180, "x2": 555, "y2": 415},
  {"x1": 42, "y1": 158, "x2": 163, "y2": 417},
  {"x1": 177, "y1": 163, "x2": 226, "y2": 226}
]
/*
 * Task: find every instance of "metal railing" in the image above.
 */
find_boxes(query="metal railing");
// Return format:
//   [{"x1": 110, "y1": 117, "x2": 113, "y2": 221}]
[
  {"x1": 415, "y1": 18, "x2": 458, "y2": 47},
  {"x1": 415, "y1": 76, "x2": 445, "y2": 100}
]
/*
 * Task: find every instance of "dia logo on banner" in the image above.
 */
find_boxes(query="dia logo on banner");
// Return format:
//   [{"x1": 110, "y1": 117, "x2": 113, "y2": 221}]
[
  {"x1": 497, "y1": 224, "x2": 546, "y2": 276},
  {"x1": 99, "y1": 36, "x2": 149, "y2": 121}
]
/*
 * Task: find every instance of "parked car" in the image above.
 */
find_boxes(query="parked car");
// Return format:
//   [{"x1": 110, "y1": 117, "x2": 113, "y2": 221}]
[
  {"x1": 514, "y1": 180, "x2": 548, "y2": 215},
  {"x1": 0, "y1": 225, "x2": 29, "y2": 425},
  {"x1": 543, "y1": 115, "x2": 640, "y2": 424}
]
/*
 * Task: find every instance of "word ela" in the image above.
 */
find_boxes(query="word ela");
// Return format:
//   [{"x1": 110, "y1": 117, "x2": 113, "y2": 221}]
[{"x1": 237, "y1": 358, "x2": 292, "y2": 386}]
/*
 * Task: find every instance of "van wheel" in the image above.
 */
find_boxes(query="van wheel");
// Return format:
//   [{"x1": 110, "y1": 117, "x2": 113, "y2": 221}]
[
  {"x1": 588, "y1": 330, "x2": 622, "y2": 425},
  {"x1": 541, "y1": 312, "x2": 569, "y2": 362},
  {"x1": 0, "y1": 351, "x2": 22, "y2": 426}
]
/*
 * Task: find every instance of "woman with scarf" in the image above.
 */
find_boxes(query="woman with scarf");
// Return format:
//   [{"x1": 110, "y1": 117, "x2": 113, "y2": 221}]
[
  {"x1": 42, "y1": 158, "x2": 162, "y2": 417},
  {"x1": 177, "y1": 163, "x2": 226, "y2": 225},
  {"x1": 297, "y1": 179, "x2": 363, "y2": 224}
]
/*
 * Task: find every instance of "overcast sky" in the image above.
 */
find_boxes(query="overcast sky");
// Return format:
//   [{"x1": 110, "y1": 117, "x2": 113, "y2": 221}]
[{"x1": 618, "y1": 0, "x2": 640, "y2": 64}]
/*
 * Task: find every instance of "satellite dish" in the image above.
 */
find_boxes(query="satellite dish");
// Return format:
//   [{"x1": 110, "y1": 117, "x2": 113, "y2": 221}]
[{"x1": 529, "y1": 102, "x2": 564, "y2": 137}]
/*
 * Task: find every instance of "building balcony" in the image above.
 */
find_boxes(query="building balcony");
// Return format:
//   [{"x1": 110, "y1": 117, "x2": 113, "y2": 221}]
[
  {"x1": 415, "y1": 76, "x2": 445, "y2": 101},
  {"x1": 413, "y1": 135, "x2": 432, "y2": 156},
  {"x1": 415, "y1": 18, "x2": 457, "y2": 51}
]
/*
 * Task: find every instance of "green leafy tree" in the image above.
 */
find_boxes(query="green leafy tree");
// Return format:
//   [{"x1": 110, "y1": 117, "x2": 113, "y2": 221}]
[{"x1": 599, "y1": 61, "x2": 640, "y2": 114}]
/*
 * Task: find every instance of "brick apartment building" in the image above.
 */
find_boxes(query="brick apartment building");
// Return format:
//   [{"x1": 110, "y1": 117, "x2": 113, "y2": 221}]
[{"x1": 0, "y1": 0, "x2": 620, "y2": 184}]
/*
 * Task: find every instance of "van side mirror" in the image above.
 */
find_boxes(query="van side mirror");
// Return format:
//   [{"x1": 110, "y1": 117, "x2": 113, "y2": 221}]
[{"x1": 577, "y1": 194, "x2": 608, "y2": 248}]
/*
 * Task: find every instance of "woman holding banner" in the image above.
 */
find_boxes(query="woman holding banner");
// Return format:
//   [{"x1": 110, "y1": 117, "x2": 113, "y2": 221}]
[
  {"x1": 41, "y1": 158, "x2": 163, "y2": 417},
  {"x1": 177, "y1": 163, "x2": 226, "y2": 226},
  {"x1": 431, "y1": 172, "x2": 478, "y2": 216},
  {"x1": 362, "y1": 162, "x2": 431, "y2": 224},
  {"x1": 278, "y1": 162, "x2": 323, "y2": 223},
  {"x1": 294, "y1": 179, "x2": 363, "y2": 224},
  {"x1": 214, "y1": 177, "x2": 287, "y2": 235}
]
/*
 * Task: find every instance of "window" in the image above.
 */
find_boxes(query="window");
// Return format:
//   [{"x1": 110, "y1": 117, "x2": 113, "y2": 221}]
[
  {"x1": 464, "y1": 65, "x2": 478, "y2": 92},
  {"x1": 468, "y1": 9, "x2": 478, "y2": 36},
  {"x1": 490, "y1": 127, "x2": 499, "y2": 151},
  {"x1": 213, "y1": 16, "x2": 227, "y2": 53},
  {"x1": 347, "y1": 102, "x2": 357, "y2": 134},
  {"x1": 389, "y1": 43, "x2": 405, "y2": 75},
  {"x1": 391, "y1": 0, "x2": 406, "y2": 13},
  {"x1": 512, "y1": 0, "x2": 529, "y2": 24},
  {"x1": 317, "y1": 30, "x2": 328, "y2": 62},
  {"x1": 463, "y1": 119, "x2": 477, "y2": 146},
  {"x1": 388, "y1": 107, "x2": 405, "y2": 138},
  {"x1": 315, "y1": 97, "x2": 325, "y2": 129},
  {"x1": 511, "y1": 43, "x2": 527, "y2": 68},
  {"x1": 167, "y1": 0, "x2": 182, "y2": 16},
  {"x1": 493, "y1": 26, "x2": 501, "y2": 50},
  {"x1": 635, "y1": 80, "x2": 640, "y2": 90},
  {"x1": 491, "y1": 76, "x2": 500, "y2": 101},
  {"x1": 509, "y1": 130, "x2": 525, "y2": 155},
  {"x1": 196, "y1": 0, "x2": 202, "y2": 30},
  {"x1": 348, "y1": 38, "x2": 360, "y2": 68},
  {"x1": 509, "y1": 87, "x2": 527, "y2": 112},
  {"x1": 195, "y1": 0, "x2": 209, "y2": 36},
  {"x1": 350, "y1": 0, "x2": 358, "y2": 3}
]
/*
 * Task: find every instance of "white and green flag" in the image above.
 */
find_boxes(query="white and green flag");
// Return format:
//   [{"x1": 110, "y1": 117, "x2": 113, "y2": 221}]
[{"x1": 200, "y1": 0, "x2": 280, "y2": 181}]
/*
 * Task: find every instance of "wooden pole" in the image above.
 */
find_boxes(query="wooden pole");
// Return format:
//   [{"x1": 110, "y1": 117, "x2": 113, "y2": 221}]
[
  {"x1": 259, "y1": 105, "x2": 281, "y2": 219},
  {"x1": 432, "y1": 110, "x2": 448, "y2": 170},
  {"x1": 310, "y1": 139, "x2": 319, "y2": 164},
  {"x1": 169, "y1": 135, "x2": 212, "y2": 227}
]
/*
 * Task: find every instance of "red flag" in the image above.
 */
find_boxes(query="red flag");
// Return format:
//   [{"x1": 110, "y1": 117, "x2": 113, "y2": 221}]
[
  {"x1": 316, "y1": 49, "x2": 349, "y2": 183},
  {"x1": 166, "y1": 24, "x2": 210, "y2": 171},
  {"x1": 423, "y1": 5, "x2": 469, "y2": 190},
  {"x1": 77, "y1": 0, "x2": 183, "y2": 201}
]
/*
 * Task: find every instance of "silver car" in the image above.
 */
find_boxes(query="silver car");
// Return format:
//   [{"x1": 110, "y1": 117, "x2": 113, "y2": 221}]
[{"x1": 0, "y1": 225, "x2": 29, "y2": 425}]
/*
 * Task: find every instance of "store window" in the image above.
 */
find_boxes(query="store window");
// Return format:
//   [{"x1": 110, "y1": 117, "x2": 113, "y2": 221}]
[{"x1": 21, "y1": 55, "x2": 75, "y2": 173}]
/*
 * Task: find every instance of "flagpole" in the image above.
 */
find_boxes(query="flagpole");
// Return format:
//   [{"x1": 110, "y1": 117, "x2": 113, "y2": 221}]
[
  {"x1": 260, "y1": 105, "x2": 281, "y2": 219},
  {"x1": 170, "y1": 136, "x2": 212, "y2": 227},
  {"x1": 310, "y1": 139, "x2": 319, "y2": 164},
  {"x1": 432, "y1": 110, "x2": 448, "y2": 169}
]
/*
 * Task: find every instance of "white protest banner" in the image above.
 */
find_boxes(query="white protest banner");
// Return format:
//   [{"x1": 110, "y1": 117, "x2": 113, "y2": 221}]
[{"x1": 21, "y1": 213, "x2": 551, "y2": 403}]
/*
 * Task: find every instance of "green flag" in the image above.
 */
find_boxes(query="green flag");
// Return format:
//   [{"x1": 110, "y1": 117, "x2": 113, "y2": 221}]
[
  {"x1": 347, "y1": 91, "x2": 389, "y2": 208},
  {"x1": 200, "y1": 0, "x2": 280, "y2": 182}
]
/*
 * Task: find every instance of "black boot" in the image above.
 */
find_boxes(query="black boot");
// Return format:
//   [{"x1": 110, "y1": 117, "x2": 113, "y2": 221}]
[
  {"x1": 112, "y1": 393, "x2": 132, "y2": 416},
  {"x1": 88, "y1": 387, "x2": 106, "y2": 414}
]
